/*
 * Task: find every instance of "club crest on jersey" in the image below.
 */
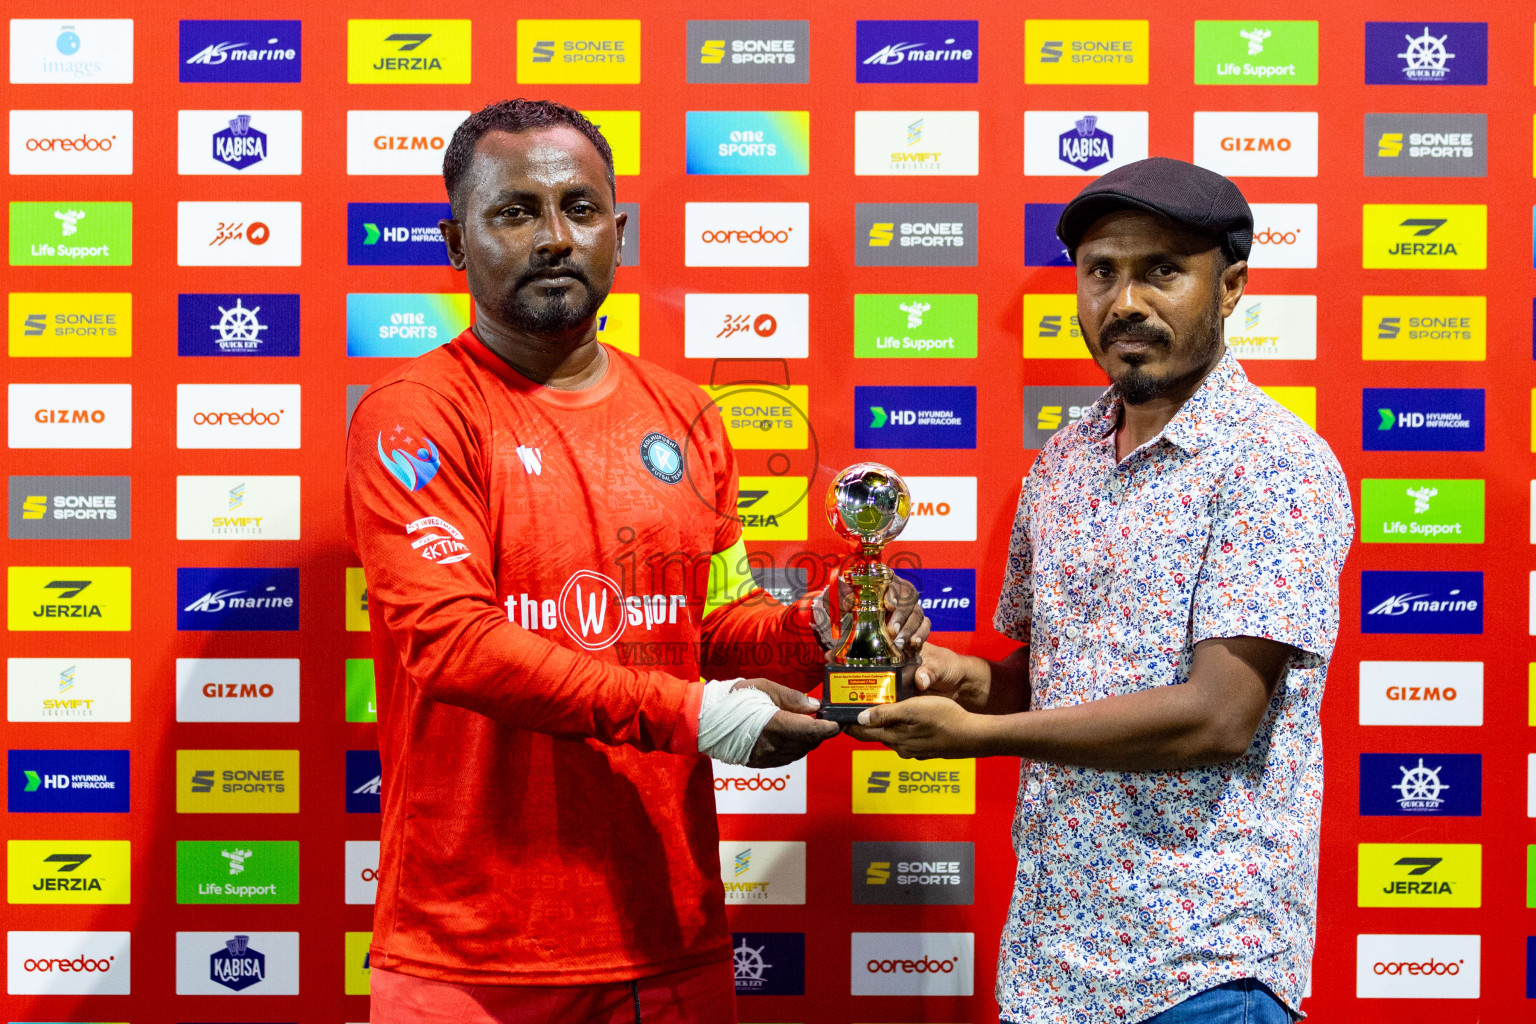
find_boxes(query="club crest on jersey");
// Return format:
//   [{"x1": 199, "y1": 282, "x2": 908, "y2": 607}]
[
  {"x1": 377, "y1": 430, "x2": 441, "y2": 492},
  {"x1": 639, "y1": 432, "x2": 684, "y2": 484}
]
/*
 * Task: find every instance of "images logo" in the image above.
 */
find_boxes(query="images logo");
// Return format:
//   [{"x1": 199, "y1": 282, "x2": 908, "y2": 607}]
[
  {"x1": 175, "y1": 931, "x2": 298, "y2": 994},
  {"x1": 1193, "y1": 111, "x2": 1317, "y2": 177},
  {"x1": 1359, "y1": 843, "x2": 1481, "y2": 908},
  {"x1": 8, "y1": 840, "x2": 130, "y2": 904},
  {"x1": 852, "y1": 750, "x2": 975, "y2": 814},
  {"x1": 9, "y1": 292, "x2": 131, "y2": 358},
  {"x1": 177, "y1": 383, "x2": 301, "y2": 449},
  {"x1": 1360, "y1": 753, "x2": 1481, "y2": 816},
  {"x1": 713, "y1": 760, "x2": 805, "y2": 814},
  {"x1": 176, "y1": 201, "x2": 301, "y2": 267},
  {"x1": 854, "y1": 293, "x2": 977, "y2": 359},
  {"x1": 1364, "y1": 114, "x2": 1485, "y2": 177},
  {"x1": 732, "y1": 932, "x2": 804, "y2": 995},
  {"x1": 180, "y1": 20, "x2": 300, "y2": 83},
  {"x1": 1361, "y1": 296, "x2": 1484, "y2": 360},
  {"x1": 851, "y1": 931, "x2": 975, "y2": 996},
  {"x1": 347, "y1": 20, "x2": 470, "y2": 83},
  {"x1": 8, "y1": 475, "x2": 131, "y2": 540},
  {"x1": 8, "y1": 749, "x2": 129, "y2": 812},
  {"x1": 176, "y1": 567, "x2": 299, "y2": 631},
  {"x1": 175, "y1": 657, "x2": 300, "y2": 722},
  {"x1": 718, "y1": 841, "x2": 806, "y2": 905},
  {"x1": 853, "y1": 110, "x2": 979, "y2": 177},
  {"x1": 175, "y1": 749, "x2": 299, "y2": 814},
  {"x1": 1193, "y1": 20, "x2": 1319, "y2": 84},
  {"x1": 1363, "y1": 205, "x2": 1486, "y2": 269},
  {"x1": 1364, "y1": 388, "x2": 1483, "y2": 451},
  {"x1": 684, "y1": 293, "x2": 809, "y2": 359},
  {"x1": 347, "y1": 749, "x2": 383, "y2": 813},
  {"x1": 176, "y1": 840, "x2": 298, "y2": 904},
  {"x1": 7, "y1": 929, "x2": 131, "y2": 995},
  {"x1": 856, "y1": 203, "x2": 977, "y2": 267},
  {"x1": 7, "y1": 566, "x2": 131, "y2": 632},
  {"x1": 9, "y1": 109, "x2": 133, "y2": 176},
  {"x1": 8, "y1": 201, "x2": 132, "y2": 266},
  {"x1": 893, "y1": 569, "x2": 975, "y2": 632},
  {"x1": 1359, "y1": 661, "x2": 1483, "y2": 726},
  {"x1": 1361, "y1": 478, "x2": 1483, "y2": 544},
  {"x1": 177, "y1": 110, "x2": 301, "y2": 176},
  {"x1": 686, "y1": 111, "x2": 809, "y2": 176},
  {"x1": 687, "y1": 20, "x2": 809, "y2": 84},
  {"x1": 856, "y1": 385, "x2": 976, "y2": 449},
  {"x1": 1365, "y1": 22, "x2": 1487, "y2": 85},
  {"x1": 11, "y1": 19, "x2": 135, "y2": 84},
  {"x1": 346, "y1": 110, "x2": 468, "y2": 174},
  {"x1": 685, "y1": 202, "x2": 809, "y2": 267},
  {"x1": 1362, "y1": 571, "x2": 1481, "y2": 634},
  {"x1": 853, "y1": 841, "x2": 975, "y2": 905},
  {"x1": 517, "y1": 19, "x2": 640, "y2": 84},
  {"x1": 856, "y1": 20, "x2": 978, "y2": 84},
  {"x1": 1025, "y1": 20, "x2": 1148, "y2": 85},
  {"x1": 348, "y1": 202, "x2": 452, "y2": 266},
  {"x1": 178, "y1": 293, "x2": 300, "y2": 357}
]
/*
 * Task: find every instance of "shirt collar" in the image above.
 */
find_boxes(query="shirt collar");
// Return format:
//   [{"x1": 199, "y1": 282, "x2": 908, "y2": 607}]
[{"x1": 1076, "y1": 351, "x2": 1250, "y2": 456}]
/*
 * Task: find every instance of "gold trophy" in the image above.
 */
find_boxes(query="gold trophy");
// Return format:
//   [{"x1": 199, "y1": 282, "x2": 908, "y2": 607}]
[{"x1": 818, "y1": 462, "x2": 921, "y2": 723}]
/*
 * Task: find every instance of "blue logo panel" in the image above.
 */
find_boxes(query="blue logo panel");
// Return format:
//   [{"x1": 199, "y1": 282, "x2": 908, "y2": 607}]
[
  {"x1": 1359, "y1": 753, "x2": 1481, "y2": 816},
  {"x1": 1360, "y1": 570, "x2": 1482, "y2": 635},
  {"x1": 731, "y1": 932, "x2": 804, "y2": 996},
  {"x1": 8, "y1": 749, "x2": 129, "y2": 813},
  {"x1": 177, "y1": 567, "x2": 300, "y2": 631},
  {"x1": 347, "y1": 203, "x2": 453, "y2": 266},
  {"x1": 1024, "y1": 203, "x2": 1072, "y2": 266},
  {"x1": 1528, "y1": 937, "x2": 1536, "y2": 999},
  {"x1": 179, "y1": 20, "x2": 302, "y2": 83},
  {"x1": 1364, "y1": 22, "x2": 1487, "y2": 85},
  {"x1": 346, "y1": 749, "x2": 382, "y2": 813},
  {"x1": 1362, "y1": 388, "x2": 1484, "y2": 452},
  {"x1": 178, "y1": 293, "x2": 300, "y2": 356},
  {"x1": 894, "y1": 568, "x2": 976, "y2": 632},
  {"x1": 856, "y1": 20, "x2": 979, "y2": 83},
  {"x1": 347, "y1": 293, "x2": 471, "y2": 357},
  {"x1": 855, "y1": 386, "x2": 977, "y2": 449}
]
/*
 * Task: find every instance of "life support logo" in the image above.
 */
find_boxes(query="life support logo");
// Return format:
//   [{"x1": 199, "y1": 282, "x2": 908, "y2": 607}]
[
  {"x1": 378, "y1": 429, "x2": 441, "y2": 491},
  {"x1": 639, "y1": 432, "x2": 684, "y2": 484}
]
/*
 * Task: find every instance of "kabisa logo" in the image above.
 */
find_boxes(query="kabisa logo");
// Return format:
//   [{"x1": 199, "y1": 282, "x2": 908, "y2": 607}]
[
  {"x1": 732, "y1": 932, "x2": 805, "y2": 995},
  {"x1": 1364, "y1": 388, "x2": 1483, "y2": 452},
  {"x1": 9, "y1": 291, "x2": 132, "y2": 358},
  {"x1": 9, "y1": 110, "x2": 133, "y2": 176},
  {"x1": 346, "y1": 20, "x2": 471, "y2": 83},
  {"x1": 504, "y1": 570, "x2": 688, "y2": 653},
  {"x1": 1025, "y1": 20, "x2": 1149, "y2": 85},
  {"x1": 1023, "y1": 203, "x2": 1073, "y2": 266},
  {"x1": 348, "y1": 202, "x2": 452, "y2": 266},
  {"x1": 7, "y1": 566, "x2": 131, "y2": 632},
  {"x1": 853, "y1": 293, "x2": 978, "y2": 359},
  {"x1": 8, "y1": 749, "x2": 130, "y2": 813},
  {"x1": 9, "y1": 202, "x2": 132, "y2": 267},
  {"x1": 851, "y1": 932, "x2": 975, "y2": 996},
  {"x1": 8, "y1": 476, "x2": 131, "y2": 540},
  {"x1": 1363, "y1": 205, "x2": 1487, "y2": 269},
  {"x1": 856, "y1": 203, "x2": 977, "y2": 268},
  {"x1": 853, "y1": 841, "x2": 976, "y2": 905},
  {"x1": 1365, "y1": 22, "x2": 1487, "y2": 85},
  {"x1": 1358, "y1": 661, "x2": 1484, "y2": 727},
  {"x1": 180, "y1": 20, "x2": 301, "y2": 83},
  {"x1": 1356, "y1": 934, "x2": 1480, "y2": 999},
  {"x1": 517, "y1": 19, "x2": 641, "y2": 84},
  {"x1": 1059, "y1": 115, "x2": 1112, "y2": 171},
  {"x1": 685, "y1": 111, "x2": 810, "y2": 176},
  {"x1": 855, "y1": 385, "x2": 977, "y2": 450},
  {"x1": 1358, "y1": 843, "x2": 1481, "y2": 908},
  {"x1": 1024, "y1": 111, "x2": 1148, "y2": 177},
  {"x1": 347, "y1": 750, "x2": 382, "y2": 813},
  {"x1": 406, "y1": 516, "x2": 472, "y2": 566},
  {"x1": 893, "y1": 569, "x2": 975, "y2": 632},
  {"x1": 177, "y1": 293, "x2": 300, "y2": 357},
  {"x1": 179, "y1": 111, "x2": 303, "y2": 175},
  {"x1": 8, "y1": 841, "x2": 130, "y2": 905},
  {"x1": 856, "y1": 20, "x2": 979, "y2": 83},
  {"x1": 1193, "y1": 20, "x2": 1319, "y2": 85},
  {"x1": 377, "y1": 427, "x2": 442, "y2": 491},
  {"x1": 176, "y1": 567, "x2": 299, "y2": 632},
  {"x1": 687, "y1": 20, "x2": 809, "y2": 84},
  {"x1": 1360, "y1": 753, "x2": 1481, "y2": 816},
  {"x1": 209, "y1": 934, "x2": 264, "y2": 991},
  {"x1": 210, "y1": 114, "x2": 266, "y2": 170},
  {"x1": 1362, "y1": 570, "x2": 1482, "y2": 635},
  {"x1": 10, "y1": 19, "x2": 135, "y2": 84},
  {"x1": 1364, "y1": 114, "x2": 1486, "y2": 178},
  {"x1": 639, "y1": 432, "x2": 685, "y2": 484}
]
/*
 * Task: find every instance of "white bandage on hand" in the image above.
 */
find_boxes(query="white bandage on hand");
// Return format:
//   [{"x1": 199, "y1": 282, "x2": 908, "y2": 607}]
[{"x1": 697, "y1": 678, "x2": 779, "y2": 766}]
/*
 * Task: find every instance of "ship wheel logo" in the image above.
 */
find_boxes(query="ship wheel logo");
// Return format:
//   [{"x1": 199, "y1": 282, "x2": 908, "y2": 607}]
[
  {"x1": 210, "y1": 298, "x2": 268, "y2": 351},
  {"x1": 733, "y1": 938, "x2": 772, "y2": 986},
  {"x1": 1396, "y1": 27, "x2": 1455, "y2": 80},
  {"x1": 1391, "y1": 757, "x2": 1448, "y2": 809}
]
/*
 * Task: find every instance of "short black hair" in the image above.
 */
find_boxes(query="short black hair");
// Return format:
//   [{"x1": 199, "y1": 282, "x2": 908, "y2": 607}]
[{"x1": 442, "y1": 99, "x2": 616, "y2": 220}]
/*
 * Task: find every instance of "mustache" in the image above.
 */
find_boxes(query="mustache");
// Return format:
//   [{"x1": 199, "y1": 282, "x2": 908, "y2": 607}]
[
  {"x1": 1100, "y1": 320, "x2": 1172, "y2": 347},
  {"x1": 515, "y1": 258, "x2": 590, "y2": 291}
]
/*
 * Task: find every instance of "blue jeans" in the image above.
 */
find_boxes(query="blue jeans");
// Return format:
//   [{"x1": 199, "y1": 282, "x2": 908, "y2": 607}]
[{"x1": 1143, "y1": 978, "x2": 1293, "y2": 1024}]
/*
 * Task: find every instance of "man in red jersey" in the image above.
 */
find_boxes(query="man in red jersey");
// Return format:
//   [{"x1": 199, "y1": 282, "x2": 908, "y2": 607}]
[{"x1": 345, "y1": 99, "x2": 928, "y2": 1024}]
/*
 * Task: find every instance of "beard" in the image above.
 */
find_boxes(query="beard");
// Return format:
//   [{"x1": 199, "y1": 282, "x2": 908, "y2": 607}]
[
  {"x1": 496, "y1": 261, "x2": 609, "y2": 336},
  {"x1": 1100, "y1": 301, "x2": 1224, "y2": 406}
]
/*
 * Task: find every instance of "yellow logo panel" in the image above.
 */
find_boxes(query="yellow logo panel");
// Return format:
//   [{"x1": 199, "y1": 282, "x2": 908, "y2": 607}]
[
  {"x1": 1361, "y1": 296, "x2": 1485, "y2": 361},
  {"x1": 703, "y1": 384, "x2": 809, "y2": 451},
  {"x1": 1025, "y1": 20, "x2": 1149, "y2": 84},
  {"x1": 346, "y1": 568, "x2": 369, "y2": 632},
  {"x1": 345, "y1": 931, "x2": 372, "y2": 995},
  {"x1": 8, "y1": 566, "x2": 130, "y2": 631},
  {"x1": 1258, "y1": 386, "x2": 1316, "y2": 429},
  {"x1": 581, "y1": 111, "x2": 640, "y2": 175},
  {"x1": 597, "y1": 293, "x2": 639, "y2": 356},
  {"x1": 1362, "y1": 204, "x2": 1486, "y2": 269},
  {"x1": 1358, "y1": 843, "x2": 1480, "y2": 908},
  {"x1": 518, "y1": 20, "x2": 641, "y2": 84},
  {"x1": 176, "y1": 749, "x2": 299, "y2": 814},
  {"x1": 737, "y1": 475, "x2": 808, "y2": 541},
  {"x1": 347, "y1": 20, "x2": 471, "y2": 84},
  {"x1": 852, "y1": 750, "x2": 975, "y2": 814},
  {"x1": 1023, "y1": 295, "x2": 1090, "y2": 359},
  {"x1": 8, "y1": 840, "x2": 130, "y2": 904},
  {"x1": 9, "y1": 293, "x2": 131, "y2": 357}
]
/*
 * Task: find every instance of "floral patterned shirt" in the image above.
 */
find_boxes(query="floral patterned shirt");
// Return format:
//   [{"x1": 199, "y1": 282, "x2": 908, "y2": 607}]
[{"x1": 992, "y1": 353, "x2": 1353, "y2": 1023}]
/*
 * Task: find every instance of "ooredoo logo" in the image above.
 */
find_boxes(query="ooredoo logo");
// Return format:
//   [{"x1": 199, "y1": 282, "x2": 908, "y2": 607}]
[
  {"x1": 685, "y1": 203, "x2": 809, "y2": 267},
  {"x1": 1356, "y1": 934, "x2": 1478, "y2": 998},
  {"x1": 1246, "y1": 203, "x2": 1317, "y2": 268},
  {"x1": 177, "y1": 384, "x2": 301, "y2": 449},
  {"x1": 7, "y1": 930, "x2": 131, "y2": 993},
  {"x1": 865, "y1": 954, "x2": 958, "y2": 973},
  {"x1": 850, "y1": 932, "x2": 973, "y2": 996},
  {"x1": 9, "y1": 110, "x2": 133, "y2": 176},
  {"x1": 713, "y1": 761, "x2": 804, "y2": 814}
]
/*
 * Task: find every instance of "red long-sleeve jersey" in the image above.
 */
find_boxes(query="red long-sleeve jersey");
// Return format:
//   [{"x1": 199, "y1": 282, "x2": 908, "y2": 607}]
[{"x1": 343, "y1": 329, "x2": 820, "y2": 986}]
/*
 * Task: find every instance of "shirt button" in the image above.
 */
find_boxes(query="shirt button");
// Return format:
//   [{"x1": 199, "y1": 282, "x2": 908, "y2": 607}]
[
  {"x1": 1026, "y1": 779, "x2": 1042, "y2": 798},
  {"x1": 1019, "y1": 859, "x2": 1036, "y2": 874},
  {"x1": 1063, "y1": 623, "x2": 1080, "y2": 640}
]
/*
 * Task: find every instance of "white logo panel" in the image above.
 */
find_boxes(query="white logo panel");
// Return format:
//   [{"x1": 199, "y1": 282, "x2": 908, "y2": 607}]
[
  {"x1": 900, "y1": 477, "x2": 977, "y2": 542},
  {"x1": 7, "y1": 930, "x2": 131, "y2": 994},
  {"x1": 347, "y1": 110, "x2": 469, "y2": 175},
  {"x1": 345, "y1": 840, "x2": 380, "y2": 905},
  {"x1": 1192, "y1": 111, "x2": 1319, "y2": 178},
  {"x1": 685, "y1": 202, "x2": 809, "y2": 267},
  {"x1": 1023, "y1": 111, "x2": 1150, "y2": 176},
  {"x1": 854, "y1": 111, "x2": 979, "y2": 176},
  {"x1": 1223, "y1": 295, "x2": 1317, "y2": 360},
  {"x1": 718, "y1": 840, "x2": 806, "y2": 905},
  {"x1": 177, "y1": 110, "x2": 302, "y2": 175},
  {"x1": 10, "y1": 20, "x2": 135, "y2": 84},
  {"x1": 177, "y1": 201, "x2": 301, "y2": 267},
  {"x1": 1247, "y1": 203, "x2": 1317, "y2": 269},
  {"x1": 10, "y1": 110, "x2": 133, "y2": 175},
  {"x1": 8, "y1": 657, "x2": 131, "y2": 722},
  {"x1": 684, "y1": 294, "x2": 809, "y2": 358},
  {"x1": 1358, "y1": 661, "x2": 1482, "y2": 726},
  {"x1": 851, "y1": 931, "x2": 974, "y2": 996},
  {"x1": 174, "y1": 931, "x2": 299, "y2": 995},
  {"x1": 8, "y1": 383, "x2": 132, "y2": 450},
  {"x1": 712, "y1": 760, "x2": 805, "y2": 814},
  {"x1": 176, "y1": 658, "x2": 300, "y2": 723},
  {"x1": 1356, "y1": 934, "x2": 1479, "y2": 999},
  {"x1": 177, "y1": 475, "x2": 301, "y2": 540},
  {"x1": 176, "y1": 384, "x2": 300, "y2": 450}
]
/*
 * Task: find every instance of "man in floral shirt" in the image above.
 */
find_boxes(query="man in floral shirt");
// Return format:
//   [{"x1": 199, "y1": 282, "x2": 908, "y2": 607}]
[{"x1": 850, "y1": 158, "x2": 1353, "y2": 1024}]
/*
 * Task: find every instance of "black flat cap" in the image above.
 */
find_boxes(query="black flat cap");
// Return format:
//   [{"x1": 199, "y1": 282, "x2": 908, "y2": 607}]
[{"x1": 1056, "y1": 156, "x2": 1253, "y2": 264}]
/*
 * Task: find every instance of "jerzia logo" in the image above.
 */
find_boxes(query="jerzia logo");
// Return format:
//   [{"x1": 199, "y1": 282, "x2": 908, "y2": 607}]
[{"x1": 347, "y1": 20, "x2": 470, "y2": 83}]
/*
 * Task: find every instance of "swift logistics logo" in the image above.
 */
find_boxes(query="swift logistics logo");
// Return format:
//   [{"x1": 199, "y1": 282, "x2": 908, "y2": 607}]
[
  {"x1": 1356, "y1": 934, "x2": 1480, "y2": 999},
  {"x1": 7, "y1": 383, "x2": 132, "y2": 450},
  {"x1": 1023, "y1": 111, "x2": 1149, "y2": 176},
  {"x1": 1361, "y1": 479, "x2": 1484, "y2": 543},
  {"x1": 347, "y1": 293, "x2": 471, "y2": 357},
  {"x1": 176, "y1": 749, "x2": 299, "y2": 813},
  {"x1": 1193, "y1": 21, "x2": 1318, "y2": 84},
  {"x1": 8, "y1": 749, "x2": 129, "y2": 812},
  {"x1": 346, "y1": 110, "x2": 468, "y2": 175},
  {"x1": 1358, "y1": 843, "x2": 1481, "y2": 907},
  {"x1": 893, "y1": 569, "x2": 975, "y2": 632},
  {"x1": 1364, "y1": 388, "x2": 1483, "y2": 451},
  {"x1": 176, "y1": 840, "x2": 298, "y2": 904},
  {"x1": 1023, "y1": 204, "x2": 1073, "y2": 266},
  {"x1": 854, "y1": 110, "x2": 980, "y2": 176},
  {"x1": 5, "y1": 657, "x2": 132, "y2": 722},
  {"x1": 1023, "y1": 386, "x2": 1105, "y2": 447},
  {"x1": 1025, "y1": 20, "x2": 1148, "y2": 84},
  {"x1": 9, "y1": 109, "x2": 133, "y2": 176},
  {"x1": 176, "y1": 567, "x2": 299, "y2": 631},
  {"x1": 685, "y1": 111, "x2": 809, "y2": 175},
  {"x1": 175, "y1": 658, "x2": 300, "y2": 723},
  {"x1": 853, "y1": 750, "x2": 975, "y2": 814},
  {"x1": 176, "y1": 383, "x2": 301, "y2": 449},
  {"x1": 853, "y1": 841, "x2": 975, "y2": 905},
  {"x1": 687, "y1": 20, "x2": 808, "y2": 84},
  {"x1": 1361, "y1": 571, "x2": 1482, "y2": 635},
  {"x1": 1363, "y1": 205, "x2": 1487, "y2": 269},
  {"x1": 856, "y1": 20, "x2": 978, "y2": 84},
  {"x1": 857, "y1": 203, "x2": 977, "y2": 267},
  {"x1": 685, "y1": 202, "x2": 808, "y2": 267},
  {"x1": 347, "y1": 20, "x2": 470, "y2": 83},
  {"x1": 8, "y1": 475, "x2": 131, "y2": 540},
  {"x1": 11, "y1": 19, "x2": 135, "y2": 84},
  {"x1": 178, "y1": 293, "x2": 300, "y2": 356},
  {"x1": 684, "y1": 293, "x2": 808, "y2": 359},
  {"x1": 718, "y1": 840, "x2": 806, "y2": 905},
  {"x1": 179, "y1": 20, "x2": 300, "y2": 83},
  {"x1": 1365, "y1": 22, "x2": 1487, "y2": 85},
  {"x1": 1023, "y1": 294, "x2": 1089, "y2": 358},
  {"x1": 7, "y1": 566, "x2": 131, "y2": 632},
  {"x1": 347, "y1": 203, "x2": 451, "y2": 265},
  {"x1": 517, "y1": 19, "x2": 640, "y2": 84},
  {"x1": 1359, "y1": 661, "x2": 1483, "y2": 727},
  {"x1": 347, "y1": 750, "x2": 383, "y2": 813},
  {"x1": 9, "y1": 292, "x2": 131, "y2": 358},
  {"x1": 854, "y1": 293, "x2": 977, "y2": 358},
  {"x1": 1365, "y1": 114, "x2": 1486, "y2": 177},
  {"x1": 1223, "y1": 294, "x2": 1317, "y2": 360},
  {"x1": 731, "y1": 932, "x2": 804, "y2": 995},
  {"x1": 1192, "y1": 111, "x2": 1318, "y2": 177},
  {"x1": 6, "y1": 929, "x2": 131, "y2": 995},
  {"x1": 176, "y1": 475, "x2": 300, "y2": 540},
  {"x1": 1361, "y1": 295, "x2": 1484, "y2": 360},
  {"x1": 855, "y1": 385, "x2": 976, "y2": 449},
  {"x1": 852, "y1": 931, "x2": 975, "y2": 996},
  {"x1": 8, "y1": 840, "x2": 130, "y2": 904},
  {"x1": 1360, "y1": 753, "x2": 1481, "y2": 816},
  {"x1": 177, "y1": 110, "x2": 302, "y2": 175},
  {"x1": 9, "y1": 201, "x2": 132, "y2": 266}
]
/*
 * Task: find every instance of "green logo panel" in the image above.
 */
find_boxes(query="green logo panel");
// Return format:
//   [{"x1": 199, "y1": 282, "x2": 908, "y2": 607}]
[
  {"x1": 346, "y1": 658, "x2": 378, "y2": 722},
  {"x1": 1194, "y1": 21, "x2": 1319, "y2": 85},
  {"x1": 1360, "y1": 478, "x2": 1484, "y2": 544},
  {"x1": 1528, "y1": 845, "x2": 1536, "y2": 908},
  {"x1": 10, "y1": 202, "x2": 133, "y2": 266},
  {"x1": 176, "y1": 840, "x2": 299, "y2": 904},
  {"x1": 854, "y1": 294, "x2": 977, "y2": 358}
]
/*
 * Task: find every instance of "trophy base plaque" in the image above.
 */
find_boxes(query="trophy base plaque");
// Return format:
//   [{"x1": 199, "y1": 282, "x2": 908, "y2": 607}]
[{"x1": 818, "y1": 659, "x2": 920, "y2": 723}]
